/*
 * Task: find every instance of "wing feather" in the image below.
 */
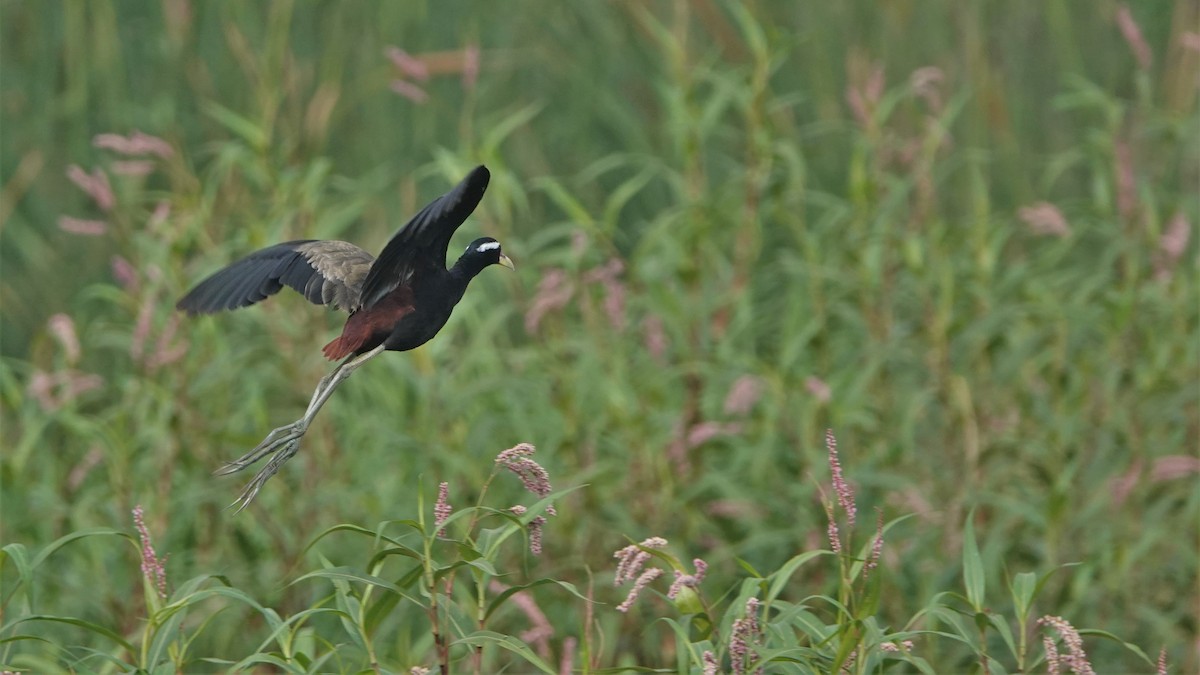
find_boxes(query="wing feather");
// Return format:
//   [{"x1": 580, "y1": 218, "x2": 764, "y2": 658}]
[
  {"x1": 176, "y1": 240, "x2": 375, "y2": 315},
  {"x1": 358, "y1": 165, "x2": 490, "y2": 309}
]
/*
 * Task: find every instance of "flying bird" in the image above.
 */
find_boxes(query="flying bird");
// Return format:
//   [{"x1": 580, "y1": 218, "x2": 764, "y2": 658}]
[{"x1": 177, "y1": 165, "x2": 513, "y2": 511}]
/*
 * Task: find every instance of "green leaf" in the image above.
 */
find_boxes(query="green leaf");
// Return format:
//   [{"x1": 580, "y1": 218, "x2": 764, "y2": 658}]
[
  {"x1": 452, "y1": 630, "x2": 557, "y2": 673},
  {"x1": 987, "y1": 612, "x2": 1017, "y2": 661},
  {"x1": 962, "y1": 509, "x2": 985, "y2": 611},
  {"x1": 8, "y1": 614, "x2": 135, "y2": 653},
  {"x1": 202, "y1": 101, "x2": 268, "y2": 150},
  {"x1": 31, "y1": 528, "x2": 130, "y2": 569},
  {"x1": 766, "y1": 550, "x2": 830, "y2": 603},
  {"x1": 303, "y1": 523, "x2": 407, "y2": 556},
  {"x1": 485, "y1": 579, "x2": 589, "y2": 622},
  {"x1": 1, "y1": 542, "x2": 32, "y2": 610},
  {"x1": 292, "y1": 567, "x2": 425, "y2": 608},
  {"x1": 1077, "y1": 628, "x2": 1158, "y2": 665},
  {"x1": 1010, "y1": 571, "x2": 1037, "y2": 620}
]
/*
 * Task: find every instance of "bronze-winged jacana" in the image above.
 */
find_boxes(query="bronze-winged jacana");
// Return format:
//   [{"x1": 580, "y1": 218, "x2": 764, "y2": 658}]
[{"x1": 177, "y1": 165, "x2": 513, "y2": 511}]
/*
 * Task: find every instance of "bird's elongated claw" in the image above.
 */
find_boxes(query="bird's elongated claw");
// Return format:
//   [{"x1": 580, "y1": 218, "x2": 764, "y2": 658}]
[
  {"x1": 216, "y1": 421, "x2": 307, "y2": 513},
  {"x1": 213, "y1": 421, "x2": 307, "y2": 476},
  {"x1": 226, "y1": 437, "x2": 301, "y2": 514},
  {"x1": 216, "y1": 344, "x2": 386, "y2": 513}
]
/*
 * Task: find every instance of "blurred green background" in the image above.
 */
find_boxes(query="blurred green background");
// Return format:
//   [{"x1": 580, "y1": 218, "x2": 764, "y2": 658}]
[{"x1": 2, "y1": 0, "x2": 1197, "y2": 671}]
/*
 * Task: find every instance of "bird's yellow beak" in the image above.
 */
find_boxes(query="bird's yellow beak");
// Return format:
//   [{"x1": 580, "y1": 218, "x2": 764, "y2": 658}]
[{"x1": 498, "y1": 254, "x2": 516, "y2": 271}]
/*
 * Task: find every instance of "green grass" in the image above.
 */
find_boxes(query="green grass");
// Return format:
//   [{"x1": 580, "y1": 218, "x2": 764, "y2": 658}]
[{"x1": 2, "y1": 1, "x2": 1197, "y2": 672}]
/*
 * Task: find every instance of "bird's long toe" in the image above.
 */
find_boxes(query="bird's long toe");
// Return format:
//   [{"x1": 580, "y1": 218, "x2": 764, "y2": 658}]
[
  {"x1": 226, "y1": 437, "x2": 302, "y2": 513},
  {"x1": 214, "y1": 422, "x2": 306, "y2": 476}
]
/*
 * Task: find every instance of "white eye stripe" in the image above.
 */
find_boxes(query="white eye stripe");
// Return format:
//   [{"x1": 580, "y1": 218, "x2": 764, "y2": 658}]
[{"x1": 475, "y1": 241, "x2": 501, "y2": 252}]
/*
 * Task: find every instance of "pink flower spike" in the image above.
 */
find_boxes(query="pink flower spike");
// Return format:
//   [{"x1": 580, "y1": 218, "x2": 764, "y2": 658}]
[
  {"x1": 58, "y1": 216, "x2": 108, "y2": 236},
  {"x1": 863, "y1": 507, "x2": 884, "y2": 580},
  {"x1": 729, "y1": 597, "x2": 763, "y2": 674},
  {"x1": 667, "y1": 557, "x2": 708, "y2": 599},
  {"x1": 642, "y1": 314, "x2": 668, "y2": 361},
  {"x1": 1038, "y1": 615, "x2": 1094, "y2": 675},
  {"x1": 385, "y1": 47, "x2": 429, "y2": 81},
  {"x1": 613, "y1": 536, "x2": 667, "y2": 585},
  {"x1": 1019, "y1": 202, "x2": 1071, "y2": 238},
  {"x1": 66, "y1": 165, "x2": 115, "y2": 211},
  {"x1": 496, "y1": 443, "x2": 554, "y2": 512},
  {"x1": 132, "y1": 505, "x2": 168, "y2": 599},
  {"x1": 826, "y1": 429, "x2": 855, "y2": 527},
  {"x1": 47, "y1": 314, "x2": 81, "y2": 365},
  {"x1": 390, "y1": 79, "x2": 429, "y2": 104},
  {"x1": 524, "y1": 269, "x2": 574, "y2": 334},
  {"x1": 111, "y1": 255, "x2": 139, "y2": 292},
  {"x1": 805, "y1": 376, "x2": 832, "y2": 402},
  {"x1": 93, "y1": 130, "x2": 174, "y2": 158},
  {"x1": 1115, "y1": 4, "x2": 1152, "y2": 71},
  {"x1": 527, "y1": 516, "x2": 546, "y2": 555},
  {"x1": 434, "y1": 481, "x2": 452, "y2": 537},
  {"x1": 616, "y1": 567, "x2": 662, "y2": 612},
  {"x1": 723, "y1": 375, "x2": 762, "y2": 416}
]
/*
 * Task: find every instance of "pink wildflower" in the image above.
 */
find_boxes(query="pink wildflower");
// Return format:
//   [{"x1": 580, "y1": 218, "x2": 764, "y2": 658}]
[
  {"x1": 525, "y1": 269, "x2": 574, "y2": 334},
  {"x1": 132, "y1": 505, "x2": 168, "y2": 600},
  {"x1": 528, "y1": 516, "x2": 546, "y2": 555},
  {"x1": 616, "y1": 567, "x2": 662, "y2": 613},
  {"x1": 910, "y1": 66, "x2": 945, "y2": 112},
  {"x1": 864, "y1": 507, "x2": 884, "y2": 580},
  {"x1": 1038, "y1": 615, "x2": 1094, "y2": 675},
  {"x1": 1019, "y1": 202, "x2": 1071, "y2": 238},
  {"x1": 723, "y1": 375, "x2": 762, "y2": 416},
  {"x1": 730, "y1": 597, "x2": 763, "y2": 674},
  {"x1": 390, "y1": 79, "x2": 429, "y2": 103},
  {"x1": 826, "y1": 429, "x2": 855, "y2": 526},
  {"x1": 805, "y1": 376, "x2": 831, "y2": 402},
  {"x1": 825, "y1": 500, "x2": 842, "y2": 555},
  {"x1": 111, "y1": 255, "x2": 139, "y2": 291},
  {"x1": 385, "y1": 47, "x2": 430, "y2": 80},
  {"x1": 434, "y1": 481, "x2": 452, "y2": 536},
  {"x1": 667, "y1": 558, "x2": 708, "y2": 599},
  {"x1": 66, "y1": 165, "x2": 114, "y2": 211},
  {"x1": 27, "y1": 370, "x2": 103, "y2": 412},
  {"x1": 584, "y1": 258, "x2": 627, "y2": 331},
  {"x1": 613, "y1": 536, "x2": 667, "y2": 585},
  {"x1": 496, "y1": 443, "x2": 554, "y2": 514},
  {"x1": 1115, "y1": 4, "x2": 1152, "y2": 71},
  {"x1": 57, "y1": 216, "x2": 108, "y2": 236},
  {"x1": 47, "y1": 314, "x2": 81, "y2": 365},
  {"x1": 642, "y1": 314, "x2": 668, "y2": 361},
  {"x1": 1154, "y1": 212, "x2": 1191, "y2": 281},
  {"x1": 93, "y1": 130, "x2": 173, "y2": 158}
]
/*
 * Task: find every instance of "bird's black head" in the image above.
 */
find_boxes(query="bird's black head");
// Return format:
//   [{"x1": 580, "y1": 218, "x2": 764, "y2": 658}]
[{"x1": 454, "y1": 237, "x2": 515, "y2": 278}]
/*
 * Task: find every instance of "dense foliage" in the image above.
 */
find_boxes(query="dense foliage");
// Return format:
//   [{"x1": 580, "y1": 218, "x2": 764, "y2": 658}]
[{"x1": 2, "y1": 2, "x2": 1196, "y2": 672}]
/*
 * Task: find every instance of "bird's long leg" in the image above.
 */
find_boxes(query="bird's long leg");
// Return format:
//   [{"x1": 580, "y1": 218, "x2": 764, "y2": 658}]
[{"x1": 217, "y1": 344, "x2": 387, "y2": 513}]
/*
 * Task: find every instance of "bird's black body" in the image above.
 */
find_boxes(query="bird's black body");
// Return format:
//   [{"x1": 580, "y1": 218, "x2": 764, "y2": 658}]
[
  {"x1": 177, "y1": 165, "x2": 512, "y2": 358},
  {"x1": 176, "y1": 165, "x2": 513, "y2": 510}
]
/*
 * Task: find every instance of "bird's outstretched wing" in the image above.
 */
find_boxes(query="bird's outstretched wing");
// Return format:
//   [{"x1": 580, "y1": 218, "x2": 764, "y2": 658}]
[
  {"x1": 176, "y1": 240, "x2": 375, "y2": 315},
  {"x1": 357, "y1": 165, "x2": 490, "y2": 310}
]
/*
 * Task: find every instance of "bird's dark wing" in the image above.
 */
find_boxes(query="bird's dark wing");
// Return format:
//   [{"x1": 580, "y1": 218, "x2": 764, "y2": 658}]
[
  {"x1": 176, "y1": 240, "x2": 376, "y2": 315},
  {"x1": 357, "y1": 165, "x2": 490, "y2": 310}
]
